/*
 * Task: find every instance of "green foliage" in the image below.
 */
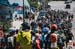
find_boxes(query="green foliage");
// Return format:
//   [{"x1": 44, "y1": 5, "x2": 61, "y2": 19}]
[
  {"x1": 12, "y1": 3, "x2": 19, "y2": 8},
  {"x1": 0, "y1": 0, "x2": 8, "y2": 5},
  {"x1": 28, "y1": 0, "x2": 38, "y2": 8},
  {"x1": 0, "y1": 20, "x2": 11, "y2": 32},
  {"x1": 37, "y1": 4, "x2": 42, "y2": 10},
  {"x1": 25, "y1": 6, "x2": 29, "y2": 9},
  {"x1": 0, "y1": 0, "x2": 12, "y2": 33}
]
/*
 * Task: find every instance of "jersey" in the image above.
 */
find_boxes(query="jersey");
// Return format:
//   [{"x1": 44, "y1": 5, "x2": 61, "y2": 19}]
[{"x1": 16, "y1": 30, "x2": 32, "y2": 49}]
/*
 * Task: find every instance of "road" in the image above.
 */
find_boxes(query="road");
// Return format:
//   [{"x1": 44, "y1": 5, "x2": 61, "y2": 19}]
[
  {"x1": 10, "y1": 20, "x2": 23, "y2": 30},
  {"x1": 11, "y1": 11, "x2": 39, "y2": 30},
  {"x1": 48, "y1": 1, "x2": 75, "y2": 49},
  {"x1": 48, "y1": 1, "x2": 75, "y2": 38},
  {"x1": 11, "y1": 1, "x2": 75, "y2": 41},
  {"x1": 11, "y1": 1, "x2": 75, "y2": 49}
]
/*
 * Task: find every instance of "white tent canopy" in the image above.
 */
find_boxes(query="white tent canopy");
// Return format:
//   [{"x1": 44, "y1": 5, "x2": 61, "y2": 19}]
[{"x1": 8, "y1": 0, "x2": 30, "y2": 7}]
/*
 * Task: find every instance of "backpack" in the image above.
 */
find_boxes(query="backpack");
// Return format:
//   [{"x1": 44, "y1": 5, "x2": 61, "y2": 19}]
[
  {"x1": 17, "y1": 31, "x2": 31, "y2": 45},
  {"x1": 17, "y1": 31, "x2": 32, "y2": 49},
  {"x1": 57, "y1": 36, "x2": 64, "y2": 47},
  {"x1": 41, "y1": 34, "x2": 47, "y2": 42},
  {"x1": 20, "y1": 31, "x2": 29, "y2": 44},
  {"x1": 50, "y1": 33, "x2": 58, "y2": 43}
]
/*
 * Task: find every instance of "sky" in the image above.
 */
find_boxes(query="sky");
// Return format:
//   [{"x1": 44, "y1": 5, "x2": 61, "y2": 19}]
[{"x1": 8, "y1": 0, "x2": 30, "y2": 7}]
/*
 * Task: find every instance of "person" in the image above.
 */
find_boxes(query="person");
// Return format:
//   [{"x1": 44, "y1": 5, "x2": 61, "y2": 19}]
[
  {"x1": 30, "y1": 21, "x2": 37, "y2": 30},
  {"x1": 50, "y1": 31, "x2": 59, "y2": 49},
  {"x1": 57, "y1": 28, "x2": 66, "y2": 49},
  {"x1": 66, "y1": 29, "x2": 74, "y2": 47},
  {"x1": 35, "y1": 32, "x2": 42, "y2": 49},
  {"x1": 41, "y1": 27, "x2": 49, "y2": 49},
  {"x1": 21, "y1": 22, "x2": 30, "y2": 30},
  {"x1": 7, "y1": 34, "x2": 14, "y2": 49},
  {"x1": 16, "y1": 22, "x2": 32, "y2": 49},
  {"x1": 51, "y1": 24, "x2": 58, "y2": 33},
  {"x1": 0, "y1": 26, "x2": 4, "y2": 38}
]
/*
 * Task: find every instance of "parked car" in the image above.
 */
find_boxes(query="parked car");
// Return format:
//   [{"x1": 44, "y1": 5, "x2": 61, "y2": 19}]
[
  {"x1": 37, "y1": 10, "x2": 47, "y2": 19},
  {"x1": 65, "y1": 4, "x2": 71, "y2": 9}
]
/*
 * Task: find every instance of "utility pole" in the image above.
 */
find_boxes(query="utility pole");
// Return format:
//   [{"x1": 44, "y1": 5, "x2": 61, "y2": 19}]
[{"x1": 23, "y1": 0, "x2": 25, "y2": 22}]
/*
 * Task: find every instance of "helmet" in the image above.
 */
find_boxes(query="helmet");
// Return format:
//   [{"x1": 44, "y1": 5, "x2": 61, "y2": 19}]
[
  {"x1": 51, "y1": 24, "x2": 57, "y2": 30},
  {"x1": 42, "y1": 27, "x2": 49, "y2": 34}
]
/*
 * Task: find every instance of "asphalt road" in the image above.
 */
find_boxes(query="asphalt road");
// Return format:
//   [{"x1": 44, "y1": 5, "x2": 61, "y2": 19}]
[
  {"x1": 11, "y1": 1, "x2": 75, "y2": 49},
  {"x1": 48, "y1": 1, "x2": 75, "y2": 49},
  {"x1": 48, "y1": 1, "x2": 75, "y2": 38}
]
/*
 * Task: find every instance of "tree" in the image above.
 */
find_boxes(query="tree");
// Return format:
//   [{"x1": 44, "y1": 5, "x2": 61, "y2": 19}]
[
  {"x1": 12, "y1": 3, "x2": 19, "y2": 8},
  {"x1": 28, "y1": 0, "x2": 38, "y2": 8},
  {"x1": 0, "y1": 0, "x2": 12, "y2": 32}
]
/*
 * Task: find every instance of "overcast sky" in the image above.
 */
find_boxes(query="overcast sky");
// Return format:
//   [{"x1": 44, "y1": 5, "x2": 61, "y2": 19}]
[{"x1": 8, "y1": 0, "x2": 30, "y2": 7}]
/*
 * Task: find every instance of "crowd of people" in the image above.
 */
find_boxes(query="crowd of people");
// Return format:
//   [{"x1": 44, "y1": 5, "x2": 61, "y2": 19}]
[
  {"x1": 31, "y1": 9, "x2": 74, "y2": 49},
  {"x1": 0, "y1": 9, "x2": 74, "y2": 49}
]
